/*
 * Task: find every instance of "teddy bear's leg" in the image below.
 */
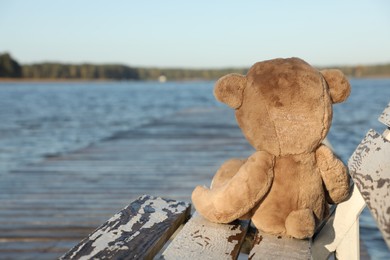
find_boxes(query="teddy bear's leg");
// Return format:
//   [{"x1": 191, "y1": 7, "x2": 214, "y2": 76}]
[
  {"x1": 192, "y1": 151, "x2": 274, "y2": 223},
  {"x1": 210, "y1": 158, "x2": 246, "y2": 189},
  {"x1": 285, "y1": 209, "x2": 315, "y2": 239},
  {"x1": 211, "y1": 159, "x2": 253, "y2": 220}
]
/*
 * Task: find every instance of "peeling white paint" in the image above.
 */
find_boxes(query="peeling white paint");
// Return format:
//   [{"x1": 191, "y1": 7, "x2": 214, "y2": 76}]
[{"x1": 67, "y1": 195, "x2": 188, "y2": 259}]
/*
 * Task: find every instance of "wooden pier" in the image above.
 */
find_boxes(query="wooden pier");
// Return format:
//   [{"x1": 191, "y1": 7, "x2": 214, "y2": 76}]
[{"x1": 0, "y1": 107, "x2": 253, "y2": 259}]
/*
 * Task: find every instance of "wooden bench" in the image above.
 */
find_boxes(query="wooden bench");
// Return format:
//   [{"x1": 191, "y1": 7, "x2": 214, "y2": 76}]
[
  {"x1": 60, "y1": 194, "x2": 311, "y2": 260},
  {"x1": 60, "y1": 102, "x2": 390, "y2": 260}
]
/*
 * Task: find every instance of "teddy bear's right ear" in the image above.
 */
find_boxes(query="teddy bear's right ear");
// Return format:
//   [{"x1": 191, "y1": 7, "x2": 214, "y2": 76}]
[
  {"x1": 320, "y1": 69, "x2": 351, "y2": 104},
  {"x1": 214, "y1": 73, "x2": 247, "y2": 109}
]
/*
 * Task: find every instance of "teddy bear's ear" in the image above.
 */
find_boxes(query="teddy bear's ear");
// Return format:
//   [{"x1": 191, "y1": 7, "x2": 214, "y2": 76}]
[
  {"x1": 320, "y1": 69, "x2": 351, "y2": 104},
  {"x1": 214, "y1": 73, "x2": 247, "y2": 109}
]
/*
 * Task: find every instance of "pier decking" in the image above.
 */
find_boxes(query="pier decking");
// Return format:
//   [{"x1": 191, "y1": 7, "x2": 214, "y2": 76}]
[{"x1": 0, "y1": 107, "x2": 253, "y2": 259}]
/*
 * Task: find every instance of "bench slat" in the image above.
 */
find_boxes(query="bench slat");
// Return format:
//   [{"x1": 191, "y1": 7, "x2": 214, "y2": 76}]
[
  {"x1": 248, "y1": 231, "x2": 310, "y2": 260},
  {"x1": 349, "y1": 129, "x2": 390, "y2": 248},
  {"x1": 161, "y1": 213, "x2": 249, "y2": 260},
  {"x1": 60, "y1": 195, "x2": 191, "y2": 260}
]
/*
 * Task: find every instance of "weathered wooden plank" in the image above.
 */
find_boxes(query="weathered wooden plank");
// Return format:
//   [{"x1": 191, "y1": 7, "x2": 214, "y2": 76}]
[
  {"x1": 248, "y1": 231, "x2": 310, "y2": 260},
  {"x1": 378, "y1": 102, "x2": 390, "y2": 127},
  {"x1": 161, "y1": 213, "x2": 249, "y2": 260},
  {"x1": 60, "y1": 195, "x2": 190, "y2": 260},
  {"x1": 311, "y1": 184, "x2": 365, "y2": 259},
  {"x1": 349, "y1": 129, "x2": 390, "y2": 248}
]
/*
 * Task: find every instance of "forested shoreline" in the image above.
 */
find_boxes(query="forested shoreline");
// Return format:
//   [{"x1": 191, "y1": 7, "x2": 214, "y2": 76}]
[{"x1": 1, "y1": 52, "x2": 390, "y2": 81}]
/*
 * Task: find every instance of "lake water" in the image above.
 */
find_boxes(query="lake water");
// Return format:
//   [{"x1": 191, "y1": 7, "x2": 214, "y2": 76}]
[{"x1": 0, "y1": 79, "x2": 389, "y2": 259}]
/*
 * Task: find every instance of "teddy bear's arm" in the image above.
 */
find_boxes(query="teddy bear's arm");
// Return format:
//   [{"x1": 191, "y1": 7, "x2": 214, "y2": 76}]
[
  {"x1": 316, "y1": 144, "x2": 350, "y2": 204},
  {"x1": 191, "y1": 151, "x2": 274, "y2": 223}
]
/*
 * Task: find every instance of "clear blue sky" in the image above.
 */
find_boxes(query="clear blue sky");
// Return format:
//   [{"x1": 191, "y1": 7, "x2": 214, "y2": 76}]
[{"x1": 1, "y1": 0, "x2": 389, "y2": 68}]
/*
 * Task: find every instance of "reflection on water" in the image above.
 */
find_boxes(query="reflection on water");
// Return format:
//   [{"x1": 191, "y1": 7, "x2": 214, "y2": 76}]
[{"x1": 0, "y1": 81, "x2": 216, "y2": 174}]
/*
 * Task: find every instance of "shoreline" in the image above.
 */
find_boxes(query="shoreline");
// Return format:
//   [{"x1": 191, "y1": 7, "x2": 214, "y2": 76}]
[
  {"x1": 0, "y1": 78, "x2": 125, "y2": 83},
  {"x1": 0, "y1": 78, "x2": 216, "y2": 83},
  {"x1": 1, "y1": 75, "x2": 390, "y2": 83}
]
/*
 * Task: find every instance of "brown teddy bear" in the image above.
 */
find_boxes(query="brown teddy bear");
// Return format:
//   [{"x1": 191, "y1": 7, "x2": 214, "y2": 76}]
[{"x1": 192, "y1": 57, "x2": 351, "y2": 239}]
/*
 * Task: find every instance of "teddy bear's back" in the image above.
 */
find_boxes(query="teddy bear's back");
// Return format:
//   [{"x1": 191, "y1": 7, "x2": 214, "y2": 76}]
[{"x1": 251, "y1": 152, "x2": 327, "y2": 235}]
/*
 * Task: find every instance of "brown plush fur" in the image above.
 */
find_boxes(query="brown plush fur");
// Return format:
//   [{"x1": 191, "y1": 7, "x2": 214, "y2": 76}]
[{"x1": 192, "y1": 57, "x2": 351, "y2": 239}]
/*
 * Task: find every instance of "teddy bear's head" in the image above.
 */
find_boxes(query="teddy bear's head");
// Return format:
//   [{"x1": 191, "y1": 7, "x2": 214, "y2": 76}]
[{"x1": 214, "y1": 57, "x2": 350, "y2": 156}]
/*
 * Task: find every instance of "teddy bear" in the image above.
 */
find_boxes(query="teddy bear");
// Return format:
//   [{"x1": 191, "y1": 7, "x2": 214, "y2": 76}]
[{"x1": 192, "y1": 57, "x2": 351, "y2": 239}]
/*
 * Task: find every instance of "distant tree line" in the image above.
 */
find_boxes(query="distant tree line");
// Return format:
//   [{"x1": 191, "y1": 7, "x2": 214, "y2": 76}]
[
  {"x1": 22, "y1": 63, "x2": 139, "y2": 80},
  {"x1": 0, "y1": 53, "x2": 22, "y2": 77},
  {"x1": 137, "y1": 67, "x2": 248, "y2": 81},
  {"x1": 329, "y1": 64, "x2": 390, "y2": 78},
  {"x1": 1, "y1": 52, "x2": 390, "y2": 80}
]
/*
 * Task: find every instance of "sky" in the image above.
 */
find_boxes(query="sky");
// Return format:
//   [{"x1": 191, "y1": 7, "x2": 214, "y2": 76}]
[{"x1": 0, "y1": 0, "x2": 389, "y2": 68}]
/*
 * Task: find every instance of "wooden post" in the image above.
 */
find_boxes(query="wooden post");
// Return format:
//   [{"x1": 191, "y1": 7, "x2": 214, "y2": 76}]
[{"x1": 349, "y1": 102, "x2": 390, "y2": 249}]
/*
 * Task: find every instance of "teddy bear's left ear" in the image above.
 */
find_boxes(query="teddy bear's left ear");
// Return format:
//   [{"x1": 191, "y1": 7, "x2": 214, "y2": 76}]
[
  {"x1": 320, "y1": 69, "x2": 351, "y2": 104},
  {"x1": 214, "y1": 73, "x2": 247, "y2": 109}
]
